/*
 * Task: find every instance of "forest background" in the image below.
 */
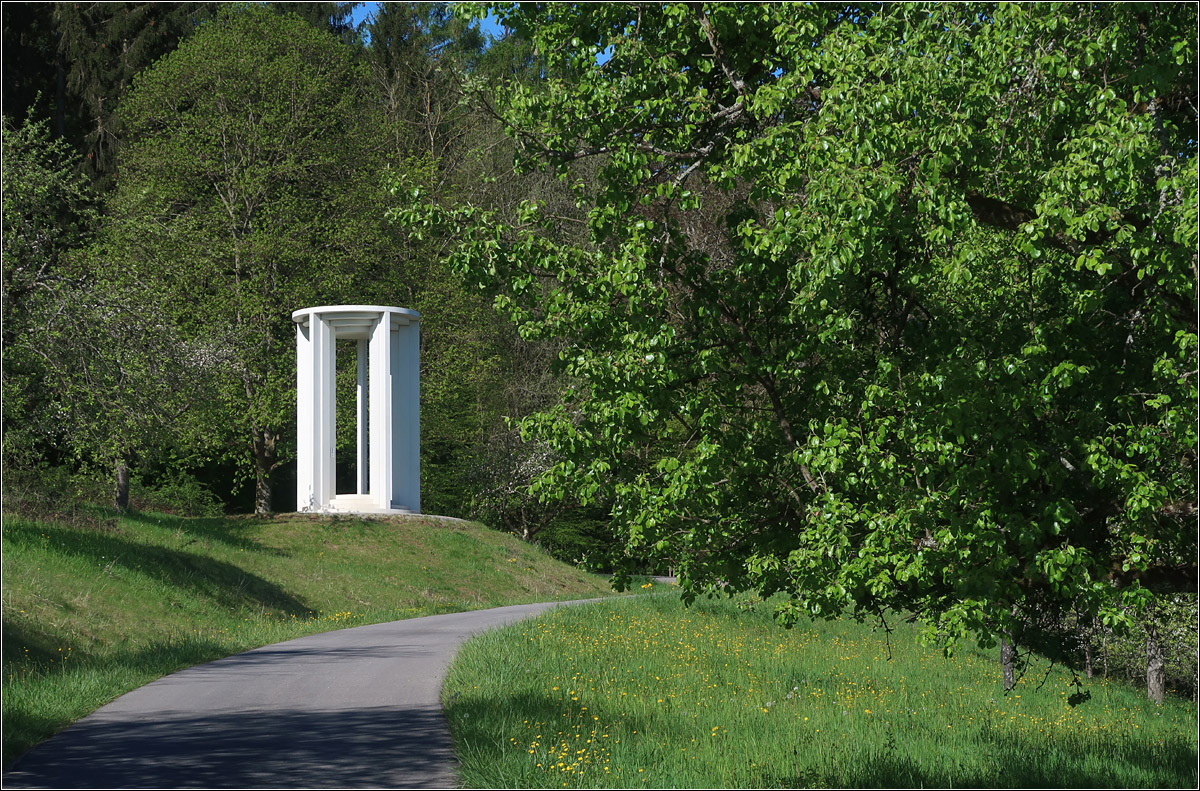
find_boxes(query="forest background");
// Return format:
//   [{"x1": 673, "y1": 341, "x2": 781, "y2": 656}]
[
  {"x1": 2, "y1": 1, "x2": 604, "y2": 559},
  {"x1": 2, "y1": 2, "x2": 1196, "y2": 704}
]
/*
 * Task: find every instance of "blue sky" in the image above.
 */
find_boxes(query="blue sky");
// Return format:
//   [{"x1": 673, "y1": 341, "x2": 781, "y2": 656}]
[
  {"x1": 348, "y1": 2, "x2": 506, "y2": 43},
  {"x1": 347, "y1": 4, "x2": 612, "y2": 64}
]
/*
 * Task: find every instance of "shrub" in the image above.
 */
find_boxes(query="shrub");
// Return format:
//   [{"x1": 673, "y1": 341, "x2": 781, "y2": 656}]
[{"x1": 130, "y1": 472, "x2": 224, "y2": 517}]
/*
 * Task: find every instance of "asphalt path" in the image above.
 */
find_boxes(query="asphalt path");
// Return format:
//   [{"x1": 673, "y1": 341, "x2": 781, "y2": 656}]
[{"x1": 2, "y1": 599, "x2": 601, "y2": 789}]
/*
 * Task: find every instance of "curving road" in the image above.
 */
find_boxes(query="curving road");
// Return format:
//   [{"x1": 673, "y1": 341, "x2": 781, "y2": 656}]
[{"x1": 3, "y1": 600, "x2": 597, "y2": 789}]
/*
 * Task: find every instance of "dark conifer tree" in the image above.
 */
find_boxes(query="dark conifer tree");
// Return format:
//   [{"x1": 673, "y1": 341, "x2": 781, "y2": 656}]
[
  {"x1": 1, "y1": 3, "x2": 61, "y2": 130},
  {"x1": 52, "y1": 2, "x2": 220, "y2": 190}
]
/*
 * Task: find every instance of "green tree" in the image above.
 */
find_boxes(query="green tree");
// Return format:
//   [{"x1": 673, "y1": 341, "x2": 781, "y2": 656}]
[
  {"x1": 109, "y1": 6, "x2": 386, "y2": 513},
  {"x1": 2, "y1": 110, "x2": 203, "y2": 509},
  {"x1": 1, "y1": 109, "x2": 97, "y2": 469},
  {"x1": 270, "y1": 1, "x2": 356, "y2": 41},
  {"x1": 362, "y1": 6, "x2": 576, "y2": 530},
  {"x1": 397, "y1": 2, "x2": 1197, "y2": 692},
  {"x1": 5, "y1": 3, "x2": 345, "y2": 191},
  {"x1": 362, "y1": 3, "x2": 490, "y2": 180},
  {"x1": 376, "y1": 14, "x2": 622, "y2": 557},
  {"x1": 23, "y1": 269, "x2": 207, "y2": 511}
]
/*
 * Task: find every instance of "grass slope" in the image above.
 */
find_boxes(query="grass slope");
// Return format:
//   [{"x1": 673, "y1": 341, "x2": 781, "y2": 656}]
[
  {"x1": 1, "y1": 509, "x2": 617, "y2": 767},
  {"x1": 444, "y1": 594, "x2": 1199, "y2": 789}
]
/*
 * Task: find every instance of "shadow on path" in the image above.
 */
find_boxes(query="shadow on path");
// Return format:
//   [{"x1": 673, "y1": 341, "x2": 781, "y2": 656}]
[
  {"x1": 3, "y1": 705, "x2": 456, "y2": 789},
  {"x1": 2, "y1": 600, "x2": 595, "y2": 789}
]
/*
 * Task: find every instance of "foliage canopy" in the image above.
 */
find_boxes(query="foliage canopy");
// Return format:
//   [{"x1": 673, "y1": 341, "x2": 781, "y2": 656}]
[
  {"x1": 108, "y1": 6, "x2": 385, "y2": 512},
  {"x1": 396, "y1": 2, "x2": 1198, "y2": 650}
]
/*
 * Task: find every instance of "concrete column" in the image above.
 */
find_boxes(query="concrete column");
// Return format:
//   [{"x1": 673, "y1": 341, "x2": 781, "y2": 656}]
[
  {"x1": 295, "y1": 321, "x2": 314, "y2": 511},
  {"x1": 390, "y1": 314, "x2": 420, "y2": 512},
  {"x1": 313, "y1": 314, "x2": 336, "y2": 509},
  {"x1": 368, "y1": 312, "x2": 393, "y2": 512},
  {"x1": 356, "y1": 338, "x2": 368, "y2": 495}
]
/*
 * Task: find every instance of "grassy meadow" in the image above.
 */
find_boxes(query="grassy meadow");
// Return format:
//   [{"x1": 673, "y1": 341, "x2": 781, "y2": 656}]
[
  {"x1": 443, "y1": 591, "x2": 1199, "y2": 789},
  {"x1": 1, "y1": 508, "x2": 617, "y2": 767}
]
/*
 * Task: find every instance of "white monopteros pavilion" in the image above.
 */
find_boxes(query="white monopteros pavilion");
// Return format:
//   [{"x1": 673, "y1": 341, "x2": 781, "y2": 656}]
[{"x1": 293, "y1": 305, "x2": 420, "y2": 515}]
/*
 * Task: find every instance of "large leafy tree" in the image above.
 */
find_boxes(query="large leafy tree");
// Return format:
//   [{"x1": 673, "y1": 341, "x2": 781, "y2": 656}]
[
  {"x1": 3, "y1": 3, "x2": 357, "y2": 194},
  {"x1": 1, "y1": 111, "x2": 96, "y2": 468},
  {"x1": 352, "y1": 4, "x2": 499, "y2": 517},
  {"x1": 398, "y1": 3, "x2": 1197, "y2": 672},
  {"x1": 2, "y1": 112, "x2": 201, "y2": 510},
  {"x1": 377, "y1": 14, "x2": 621, "y2": 556},
  {"x1": 109, "y1": 6, "x2": 386, "y2": 513}
]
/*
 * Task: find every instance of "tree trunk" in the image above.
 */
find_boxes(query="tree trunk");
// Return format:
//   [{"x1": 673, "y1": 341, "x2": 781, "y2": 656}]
[
  {"x1": 252, "y1": 430, "x2": 277, "y2": 515},
  {"x1": 254, "y1": 473, "x2": 272, "y2": 515},
  {"x1": 1103, "y1": 632, "x2": 1108, "y2": 679},
  {"x1": 114, "y1": 456, "x2": 130, "y2": 512},
  {"x1": 1083, "y1": 617, "x2": 1094, "y2": 679},
  {"x1": 1001, "y1": 633, "x2": 1016, "y2": 691},
  {"x1": 1146, "y1": 616, "x2": 1166, "y2": 704}
]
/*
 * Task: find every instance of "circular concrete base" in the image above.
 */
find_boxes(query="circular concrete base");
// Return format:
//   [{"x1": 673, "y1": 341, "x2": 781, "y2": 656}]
[{"x1": 306, "y1": 494, "x2": 413, "y2": 516}]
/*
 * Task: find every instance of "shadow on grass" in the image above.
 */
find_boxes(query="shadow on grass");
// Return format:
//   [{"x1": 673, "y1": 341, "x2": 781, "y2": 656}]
[
  {"x1": 119, "y1": 510, "x2": 289, "y2": 556},
  {"x1": 753, "y1": 725, "x2": 1199, "y2": 789},
  {"x1": 2, "y1": 620, "x2": 70, "y2": 671},
  {"x1": 2, "y1": 519, "x2": 310, "y2": 617},
  {"x1": 2, "y1": 635, "x2": 236, "y2": 769},
  {"x1": 3, "y1": 704, "x2": 456, "y2": 788},
  {"x1": 1, "y1": 621, "x2": 234, "y2": 683}
]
